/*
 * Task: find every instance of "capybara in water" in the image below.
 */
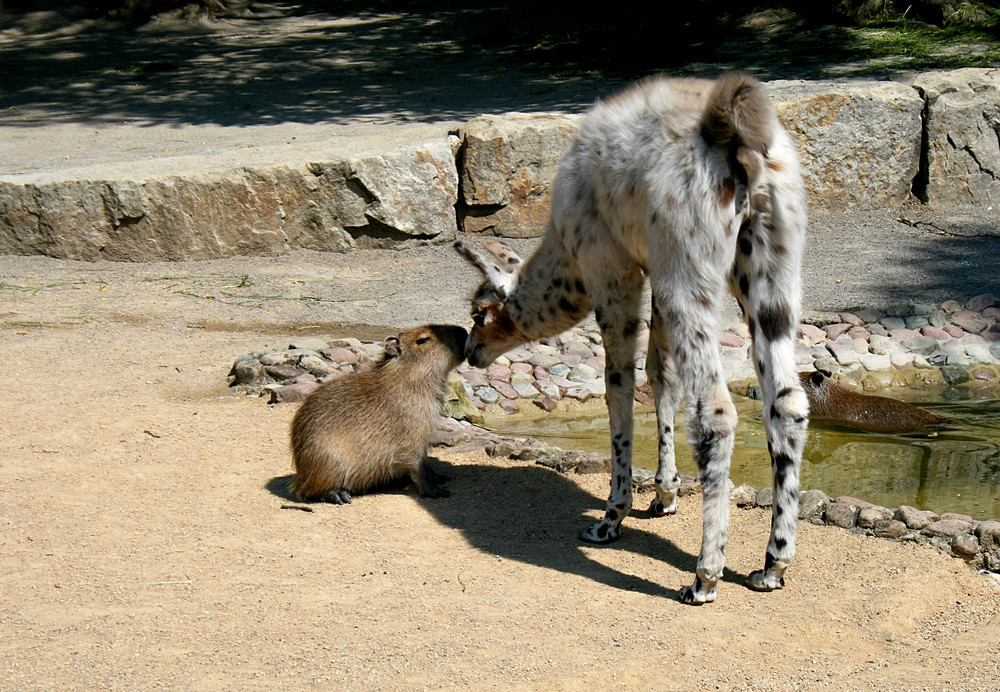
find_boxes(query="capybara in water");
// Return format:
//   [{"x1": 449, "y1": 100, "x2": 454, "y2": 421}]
[
  {"x1": 289, "y1": 324, "x2": 467, "y2": 503},
  {"x1": 800, "y1": 370, "x2": 947, "y2": 433}
]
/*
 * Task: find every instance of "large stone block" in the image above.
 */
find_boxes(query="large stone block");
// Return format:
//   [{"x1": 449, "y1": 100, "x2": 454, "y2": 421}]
[
  {"x1": 0, "y1": 138, "x2": 458, "y2": 260},
  {"x1": 768, "y1": 80, "x2": 923, "y2": 211},
  {"x1": 911, "y1": 68, "x2": 1000, "y2": 205},
  {"x1": 459, "y1": 113, "x2": 582, "y2": 238}
]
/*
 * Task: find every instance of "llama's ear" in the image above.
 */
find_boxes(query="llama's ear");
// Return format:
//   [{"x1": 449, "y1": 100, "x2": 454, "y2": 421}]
[
  {"x1": 384, "y1": 336, "x2": 402, "y2": 359},
  {"x1": 454, "y1": 240, "x2": 522, "y2": 298}
]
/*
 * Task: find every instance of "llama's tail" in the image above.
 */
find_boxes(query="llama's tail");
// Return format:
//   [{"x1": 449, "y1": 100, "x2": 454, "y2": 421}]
[{"x1": 700, "y1": 73, "x2": 775, "y2": 155}]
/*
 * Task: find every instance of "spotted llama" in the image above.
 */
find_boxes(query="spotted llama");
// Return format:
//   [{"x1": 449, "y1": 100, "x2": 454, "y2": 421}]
[{"x1": 456, "y1": 73, "x2": 809, "y2": 604}]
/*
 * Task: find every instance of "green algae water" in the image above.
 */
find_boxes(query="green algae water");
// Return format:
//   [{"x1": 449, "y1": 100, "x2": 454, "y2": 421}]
[{"x1": 495, "y1": 388, "x2": 1000, "y2": 521}]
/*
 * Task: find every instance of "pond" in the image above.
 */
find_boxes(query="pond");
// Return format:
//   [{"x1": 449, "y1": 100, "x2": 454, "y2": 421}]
[{"x1": 494, "y1": 388, "x2": 1000, "y2": 521}]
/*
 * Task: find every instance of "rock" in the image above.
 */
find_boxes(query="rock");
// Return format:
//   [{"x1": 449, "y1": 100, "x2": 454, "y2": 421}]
[
  {"x1": 569, "y1": 363, "x2": 599, "y2": 382},
  {"x1": 857, "y1": 505, "x2": 894, "y2": 529},
  {"x1": 491, "y1": 380, "x2": 519, "y2": 400},
  {"x1": 966, "y1": 293, "x2": 999, "y2": 311},
  {"x1": 921, "y1": 519, "x2": 974, "y2": 538},
  {"x1": 459, "y1": 113, "x2": 582, "y2": 237},
  {"x1": 755, "y1": 487, "x2": 773, "y2": 507},
  {"x1": 512, "y1": 382, "x2": 540, "y2": 399},
  {"x1": 873, "y1": 519, "x2": 908, "y2": 539},
  {"x1": 498, "y1": 398, "x2": 520, "y2": 414},
  {"x1": 442, "y1": 373, "x2": 484, "y2": 424},
  {"x1": 232, "y1": 359, "x2": 264, "y2": 385},
  {"x1": 900, "y1": 335, "x2": 940, "y2": 356},
  {"x1": 798, "y1": 489, "x2": 829, "y2": 523},
  {"x1": 894, "y1": 505, "x2": 938, "y2": 530},
  {"x1": 265, "y1": 364, "x2": 301, "y2": 381},
  {"x1": 825, "y1": 501, "x2": 859, "y2": 529},
  {"x1": 299, "y1": 355, "x2": 336, "y2": 377},
  {"x1": 487, "y1": 363, "x2": 512, "y2": 381},
  {"x1": 510, "y1": 372, "x2": 535, "y2": 386},
  {"x1": 474, "y1": 386, "x2": 500, "y2": 405},
  {"x1": 920, "y1": 325, "x2": 951, "y2": 341},
  {"x1": 2, "y1": 135, "x2": 463, "y2": 259},
  {"x1": 289, "y1": 337, "x2": 329, "y2": 351},
  {"x1": 951, "y1": 534, "x2": 980, "y2": 558},
  {"x1": 267, "y1": 381, "x2": 320, "y2": 403},
  {"x1": 575, "y1": 453, "x2": 611, "y2": 474},
  {"x1": 855, "y1": 307, "x2": 883, "y2": 323},
  {"x1": 951, "y1": 312, "x2": 987, "y2": 334},
  {"x1": 826, "y1": 341, "x2": 860, "y2": 365},
  {"x1": 880, "y1": 317, "x2": 907, "y2": 331},
  {"x1": 823, "y1": 323, "x2": 852, "y2": 339},
  {"x1": 730, "y1": 483, "x2": 757, "y2": 506},
  {"x1": 322, "y1": 346, "x2": 359, "y2": 364},
  {"x1": 562, "y1": 386, "x2": 591, "y2": 402},
  {"x1": 461, "y1": 370, "x2": 489, "y2": 388},
  {"x1": 913, "y1": 69, "x2": 1000, "y2": 204},
  {"x1": 798, "y1": 323, "x2": 827, "y2": 344},
  {"x1": 510, "y1": 362, "x2": 534, "y2": 375},
  {"x1": 533, "y1": 397, "x2": 558, "y2": 413},
  {"x1": 769, "y1": 80, "x2": 922, "y2": 210}
]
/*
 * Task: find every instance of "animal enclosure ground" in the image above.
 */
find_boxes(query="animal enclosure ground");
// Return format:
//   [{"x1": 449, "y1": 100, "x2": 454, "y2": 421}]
[{"x1": 1, "y1": 262, "x2": 999, "y2": 690}]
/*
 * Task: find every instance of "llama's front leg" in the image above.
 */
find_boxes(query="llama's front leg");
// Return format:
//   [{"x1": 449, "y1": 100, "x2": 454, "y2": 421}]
[
  {"x1": 579, "y1": 274, "x2": 643, "y2": 544},
  {"x1": 646, "y1": 305, "x2": 682, "y2": 517}
]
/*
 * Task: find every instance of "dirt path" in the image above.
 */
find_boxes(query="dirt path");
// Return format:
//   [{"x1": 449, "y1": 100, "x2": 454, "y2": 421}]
[{"x1": 1, "y1": 263, "x2": 999, "y2": 690}]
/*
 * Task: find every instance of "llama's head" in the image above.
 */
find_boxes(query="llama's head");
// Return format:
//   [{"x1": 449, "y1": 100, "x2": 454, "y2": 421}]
[{"x1": 454, "y1": 239, "x2": 528, "y2": 368}]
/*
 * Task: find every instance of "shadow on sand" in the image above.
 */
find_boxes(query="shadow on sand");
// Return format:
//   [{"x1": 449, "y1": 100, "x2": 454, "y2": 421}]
[{"x1": 267, "y1": 455, "x2": 751, "y2": 600}]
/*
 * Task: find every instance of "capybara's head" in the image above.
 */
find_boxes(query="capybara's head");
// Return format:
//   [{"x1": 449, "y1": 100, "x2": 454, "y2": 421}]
[
  {"x1": 385, "y1": 324, "x2": 468, "y2": 372},
  {"x1": 454, "y1": 239, "x2": 528, "y2": 368}
]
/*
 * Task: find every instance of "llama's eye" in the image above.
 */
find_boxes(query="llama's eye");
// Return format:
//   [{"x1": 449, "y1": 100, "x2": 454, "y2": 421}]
[{"x1": 472, "y1": 312, "x2": 486, "y2": 327}]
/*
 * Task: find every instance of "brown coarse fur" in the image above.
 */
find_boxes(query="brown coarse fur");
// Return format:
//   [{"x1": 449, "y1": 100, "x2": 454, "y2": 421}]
[
  {"x1": 289, "y1": 324, "x2": 467, "y2": 503},
  {"x1": 800, "y1": 371, "x2": 948, "y2": 434}
]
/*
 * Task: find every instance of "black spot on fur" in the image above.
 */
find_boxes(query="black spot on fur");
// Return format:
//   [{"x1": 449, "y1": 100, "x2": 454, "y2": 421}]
[
  {"x1": 609, "y1": 372, "x2": 622, "y2": 387},
  {"x1": 739, "y1": 275, "x2": 749, "y2": 297},
  {"x1": 714, "y1": 408, "x2": 724, "y2": 416},
  {"x1": 769, "y1": 404, "x2": 779, "y2": 420},
  {"x1": 575, "y1": 280, "x2": 586, "y2": 295},
  {"x1": 764, "y1": 551, "x2": 776, "y2": 571},
  {"x1": 559, "y1": 297, "x2": 580, "y2": 315},
  {"x1": 739, "y1": 235, "x2": 752, "y2": 256},
  {"x1": 758, "y1": 303, "x2": 793, "y2": 341},
  {"x1": 775, "y1": 503, "x2": 784, "y2": 517},
  {"x1": 596, "y1": 523, "x2": 609, "y2": 540},
  {"x1": 776, "y1": 387, "x2": 793, "y2": 399},
  {"x1": 774, "y1": 537, "x2": 787, "y2": 552},
  {"x1": 552, "y1": 277, "x2": 564, "y2": 289},
  {"x1": 623, "y1": 319, "x2": 640, "y2": 338}
]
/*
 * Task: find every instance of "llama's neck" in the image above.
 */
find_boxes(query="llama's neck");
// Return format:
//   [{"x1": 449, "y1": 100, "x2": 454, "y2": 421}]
[{"x1": 507, "y1": 239, "x2": 592, "y2": 341}]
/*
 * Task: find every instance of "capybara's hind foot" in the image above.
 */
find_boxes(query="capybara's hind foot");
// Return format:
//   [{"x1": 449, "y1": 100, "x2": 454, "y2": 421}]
[
  {"x1": 321, "y1": 489, "x2": 353, "y2": 504},
  {"x1": 424, "y1": 462, "x2": 451, "y2": 485},
  {"x1": 419, "y1": 482, "x2": 451, "y2": 499}
]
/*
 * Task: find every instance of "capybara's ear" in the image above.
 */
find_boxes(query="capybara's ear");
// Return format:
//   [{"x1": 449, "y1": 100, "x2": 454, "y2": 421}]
[
  {"x1": 384, "y1": 336, "x2": 402, "y2": 359},
  {"x1": 810, "y1": 371, "x2": 825, "y2": 386}
]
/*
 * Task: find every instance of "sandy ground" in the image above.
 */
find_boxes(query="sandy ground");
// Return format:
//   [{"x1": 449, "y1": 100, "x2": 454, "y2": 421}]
[
  {"x1": 2, "y1": 257, "x2": 1000, "y2": 691},
  {"x1": 2, "y1": 5, "x2": 1000, "y2": 689}
]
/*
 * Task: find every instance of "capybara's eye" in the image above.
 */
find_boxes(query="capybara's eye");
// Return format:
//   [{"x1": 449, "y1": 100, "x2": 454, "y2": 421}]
[{"x1": 416, "y1": 336, "x2": 432, "y2": 345}]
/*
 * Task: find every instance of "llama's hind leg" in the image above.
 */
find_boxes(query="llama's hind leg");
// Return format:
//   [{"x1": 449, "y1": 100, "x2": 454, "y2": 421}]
[
  {"x1": 646, "y1": 300, "x2": 683, "y2": 516},
  {"x1": 744, "y1": 311, "x2": 808, "y2": 591},
  {"x1": 579, "y1": 266, "x2": 645, "y2": 544},
  {"x1": 731, "y1": 153, "x2": 809, "y2": 591},
  {"x1": 676, "y1": 340, "x2": 737, "y2": 605}
]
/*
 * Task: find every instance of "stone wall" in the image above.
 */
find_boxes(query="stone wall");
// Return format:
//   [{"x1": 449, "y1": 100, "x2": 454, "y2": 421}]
[{"x1": 2, "y1": 69, "x2": 1000, "y2": 260}]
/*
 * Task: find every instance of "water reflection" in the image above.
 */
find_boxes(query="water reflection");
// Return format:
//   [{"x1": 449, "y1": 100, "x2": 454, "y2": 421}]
[{"x1": 495, "y1": 392, "x2": 1000, "y2": 520}]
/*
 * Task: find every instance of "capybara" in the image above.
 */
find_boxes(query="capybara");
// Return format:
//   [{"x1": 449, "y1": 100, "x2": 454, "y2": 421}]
[
  {"x1": 800, "y1": 370, "x2": 947, "y2": 433},
  {"x1": 289, "y1": 324, "x2": 467, "y2": 503}
]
